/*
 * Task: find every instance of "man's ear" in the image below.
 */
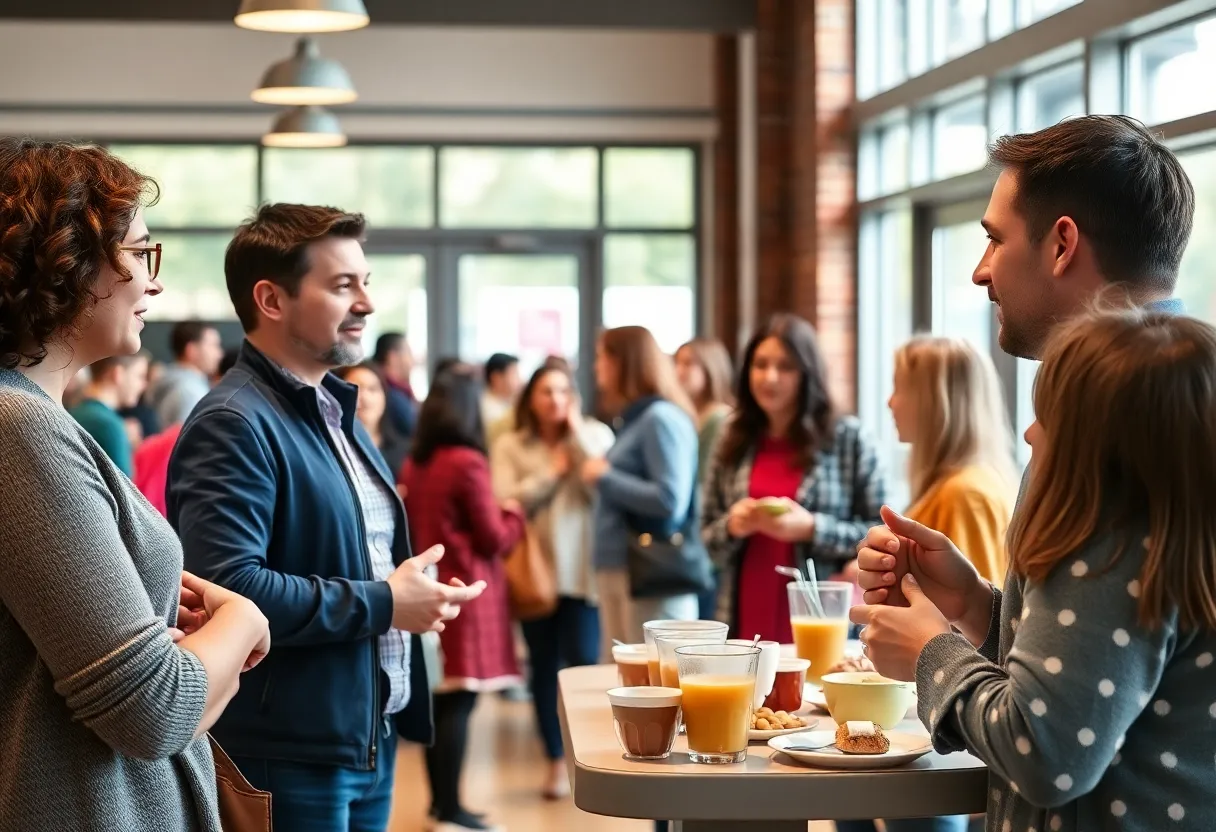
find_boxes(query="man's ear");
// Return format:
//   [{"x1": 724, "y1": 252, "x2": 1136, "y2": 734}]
[
  {"x1": 251, "y1": 280, "x2": 286, "y2": 324},
  {"x1": 1049, "y1": 216, "x2": 1080, "y2": 279}
]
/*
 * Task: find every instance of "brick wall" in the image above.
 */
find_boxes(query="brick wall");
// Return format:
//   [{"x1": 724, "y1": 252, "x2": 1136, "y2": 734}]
[{"x1": 713, "y1": 0, "x2": 857, "y2": 410}]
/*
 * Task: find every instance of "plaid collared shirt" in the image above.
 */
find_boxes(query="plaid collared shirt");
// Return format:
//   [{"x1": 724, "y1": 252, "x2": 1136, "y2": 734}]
[{"x1": 310, "y1": 378, "x2": 411, "y2": 715}]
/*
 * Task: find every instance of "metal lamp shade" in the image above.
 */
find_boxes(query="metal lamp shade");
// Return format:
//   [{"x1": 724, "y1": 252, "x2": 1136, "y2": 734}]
[
  {"x1": 262, "y1": 106, "x2": 347, "y2": 148},
  {"x1": 253, "y1": 37, "x2": 357, "y2": 106},
  {"x1": 235, "y1": 0, "x2": 369, "y2": 33}
]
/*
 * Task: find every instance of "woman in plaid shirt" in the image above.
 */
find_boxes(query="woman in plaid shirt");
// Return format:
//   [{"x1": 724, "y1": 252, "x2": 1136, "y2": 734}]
[{"x1": 701, "y1": 313, "x2": 888, "y2": 641}]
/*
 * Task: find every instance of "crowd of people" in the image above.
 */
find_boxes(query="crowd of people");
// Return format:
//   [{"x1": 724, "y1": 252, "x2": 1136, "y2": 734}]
[{"x1": 1, "y1": 112, "x2": 1215, "y2": 832}]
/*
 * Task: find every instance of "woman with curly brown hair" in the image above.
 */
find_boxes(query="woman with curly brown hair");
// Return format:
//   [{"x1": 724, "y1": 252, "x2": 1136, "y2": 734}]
[{"x1": 0, "y1": 139, "x2": 270, "y2": 831}]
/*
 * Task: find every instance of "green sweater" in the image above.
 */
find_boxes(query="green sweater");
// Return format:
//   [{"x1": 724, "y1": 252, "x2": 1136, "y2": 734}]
[
  {"x1": 0, "y1": 370, "x2": 218, "y2": 831},
  {"x1": 70, "y1": 396, "x2": 134, "y2": 476}
]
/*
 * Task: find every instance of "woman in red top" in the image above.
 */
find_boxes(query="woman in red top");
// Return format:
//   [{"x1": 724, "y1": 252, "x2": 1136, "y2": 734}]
[
  {"x1": 401, "y1": 365, "x2": 524, "y2": 832},
  {"x1": 701, "y1": 314, "x2": 888, "y2": 641}
]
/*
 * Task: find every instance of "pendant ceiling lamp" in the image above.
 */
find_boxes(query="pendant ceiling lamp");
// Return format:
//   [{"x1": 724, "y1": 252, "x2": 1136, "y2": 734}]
[
  {"x1": 235, "y1": 0, "x2": 369, "y2": 33},
  {"x1": 262, "y1": 105, "x2": 347, "y2": 148},
  {"x1": 252, "y1": 37, "x2": 357, "y2": 106}
]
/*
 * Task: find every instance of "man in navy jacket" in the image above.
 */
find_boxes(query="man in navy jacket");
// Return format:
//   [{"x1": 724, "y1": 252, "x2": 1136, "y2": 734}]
[{"x1": 168, "y1": 203, "x2": 485, "y2": 832}]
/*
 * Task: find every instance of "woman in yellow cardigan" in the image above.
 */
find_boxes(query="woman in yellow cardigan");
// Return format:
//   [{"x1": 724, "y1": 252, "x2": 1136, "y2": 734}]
[{"x1": 888, "y1": 335, "x2": 1017, "y2": 585}]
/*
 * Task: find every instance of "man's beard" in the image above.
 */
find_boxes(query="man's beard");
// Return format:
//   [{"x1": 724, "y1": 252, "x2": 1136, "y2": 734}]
[{"x1": 288, "y1": 317, "x2": 366, "y2": 368}]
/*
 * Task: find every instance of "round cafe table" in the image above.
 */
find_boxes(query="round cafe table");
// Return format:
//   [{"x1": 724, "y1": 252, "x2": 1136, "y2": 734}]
[{"x1": 557, "y1": 662, "x2": 987, "y2": 831}]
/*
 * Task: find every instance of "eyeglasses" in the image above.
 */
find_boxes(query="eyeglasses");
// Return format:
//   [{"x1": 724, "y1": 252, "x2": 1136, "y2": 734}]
[{"x1": 118, "y1": 243, "x2": 162, "y2": 280}]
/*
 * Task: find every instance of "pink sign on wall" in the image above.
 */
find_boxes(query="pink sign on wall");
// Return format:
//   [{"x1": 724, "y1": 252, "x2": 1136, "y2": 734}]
[{"x1": 518, "y1": 308, "x2": 563, "y2": 355}]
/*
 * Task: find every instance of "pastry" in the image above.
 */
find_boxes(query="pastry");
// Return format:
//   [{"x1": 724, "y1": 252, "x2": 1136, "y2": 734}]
[{"x1": 834, "y1": 721, "x2": 890, "y2": 754}]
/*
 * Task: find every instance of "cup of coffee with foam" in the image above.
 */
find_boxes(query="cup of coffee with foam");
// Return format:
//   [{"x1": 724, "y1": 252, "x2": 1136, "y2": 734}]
[{"x1": 607, "y1": 686, "x2": 683, "y2": 761}]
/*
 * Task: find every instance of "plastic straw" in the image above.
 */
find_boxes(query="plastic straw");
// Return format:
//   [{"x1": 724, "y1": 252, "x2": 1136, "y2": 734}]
[{"x1": 774, "y1": 563, "x2": 825, "y2": 618}]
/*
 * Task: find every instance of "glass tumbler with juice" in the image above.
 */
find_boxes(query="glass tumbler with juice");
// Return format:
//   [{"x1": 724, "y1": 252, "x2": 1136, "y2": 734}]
[
  {"x1": 642, "y1": 619, "x2": 729, "y2": 686},
  {"x1": 787, "y1": 581, "x2": 853, "y2": 684},
  {"x1": 675, "y1": 643, "x2": 760, "y2": 764}
]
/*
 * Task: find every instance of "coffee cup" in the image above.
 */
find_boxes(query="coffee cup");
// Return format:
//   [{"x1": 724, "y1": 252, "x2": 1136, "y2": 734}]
[
  {"x1": 612, "y1": 643, "x2": 651, "y2": 687},
  {"x1": 763, "y1": 657, "x2": 810, "y2": 712},
  {"x1": 727, "y1": 638, "x2": 780, "y2": 708},
  {"x1": 607, "y1": 686, "x2": 683, "y2": 760}
]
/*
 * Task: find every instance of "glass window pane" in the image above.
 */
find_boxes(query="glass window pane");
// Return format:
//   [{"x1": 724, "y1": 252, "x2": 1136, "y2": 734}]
[
  {"x1": 858, "y1": 210, "x2": 914, "y2": 509},
  {"x1": 440, "y1": 147, "x2": 597, "y2": 229},
  {"x1": 1016, "y1": 61, "x2": 1085, "y2": 132},
  {"x1": 147, "y1": 233, "x2": 234, "y2": 321},
  {"x1": 879, "y1": 0, "x2": 909, "y2": 91},
  {"x1": 457, "y1": 253, "x2": 581, "y2": 377},
  {"x1": 263, "y1": 147, "x2": 434, "y2": 228},
  {"x1": 933, "y1": 0, "x2": 987, "y2": 65},
  {"x1": 857, "y1": 0, "x2": 879, "y2": 99},
  {"x1": 933, "y1": 96, "x2": 988, "y2": 179},
  {"x1": 1127, "y1": 14, "x2": 1216, "y2": 125},
  {"x1": 932, "y1": 219, "x2": 991, "y2": 350},
  {"x1": 1018, "y1": 0, "x2": 1080, "y2": 27},
  {"x1": 110, "y1": 145, "x2": 257, "y2": 228},
  {"x1": 602, "y1": 233, "x2": 695, "y2": 355},
  {"x1": 858, "y1": 129, "x2": 881, "y2": 201},
  {"x1": 880, "y1": 122, "x2": 911, "y2": 194},
  {"x1": 604, "y1": 148, "x2": 695, "y2": 229},
  {"x1": 1175, "y1": 146, "x2": 1216, "y2": 323},
  {"x1": 365, "y1": 254, "x2": 429, "y2": 396}
]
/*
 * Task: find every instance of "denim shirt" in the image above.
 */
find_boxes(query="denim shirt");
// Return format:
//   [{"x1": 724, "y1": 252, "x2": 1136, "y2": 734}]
[{"x1": 592, "y1": 396, "x2": 699, "y2": 571}]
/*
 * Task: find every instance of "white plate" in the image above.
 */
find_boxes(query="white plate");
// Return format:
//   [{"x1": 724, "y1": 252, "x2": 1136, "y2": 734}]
[
  {"x1": 768, "y1": 730, "x2": 933, "y2": 770},
  {"x1": 748, "y1": 717, "x2": 821, "y2": 742}
]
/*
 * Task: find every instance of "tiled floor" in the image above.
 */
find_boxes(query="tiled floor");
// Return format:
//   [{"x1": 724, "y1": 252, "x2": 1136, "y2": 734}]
[{"x1": 386, "y1": 692, "x2": 835, "y2": 832}]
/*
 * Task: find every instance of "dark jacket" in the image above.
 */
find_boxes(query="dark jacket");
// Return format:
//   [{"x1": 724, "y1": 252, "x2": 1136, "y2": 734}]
[{"x1": 167, "y1": 341, "x2": 432, "y2": 770}]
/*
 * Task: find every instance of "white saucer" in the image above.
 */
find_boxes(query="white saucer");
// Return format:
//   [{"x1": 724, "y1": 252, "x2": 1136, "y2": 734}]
[{"x1": 768, "y1": 730, "x2": 933, "y2": 770}]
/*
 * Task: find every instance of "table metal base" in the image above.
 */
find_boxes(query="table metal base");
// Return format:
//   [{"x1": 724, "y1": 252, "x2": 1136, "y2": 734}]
[{"x1": 672, "y1": 822, "x2": 807, "y2": 831}]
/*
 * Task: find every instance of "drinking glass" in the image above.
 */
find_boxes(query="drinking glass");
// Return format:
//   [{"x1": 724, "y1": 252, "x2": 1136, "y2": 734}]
[
  {"x1": 655, "y1": 630, "x2": 730, "y2": 688},
  {"x1": 642, "y1": 619, "x2": 728, "y2": 686},
  {"x1": 787, "y1": 581, "x2": 853, "y2": 684},
  {"x1": 675, "y1": 643, "x2": 760, "y2": 764}
]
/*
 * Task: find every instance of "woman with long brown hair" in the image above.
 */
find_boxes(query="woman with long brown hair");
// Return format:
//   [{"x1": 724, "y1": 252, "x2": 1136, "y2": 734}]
[
  {"x1": 492, "y1": 360, "x2": 614, "y2": 799},
  {"x1": 702, "y1": 313, "x2": 887, "y2": 641},
  {"x1": 585, "y1": 326, "x2": 710, "y2": 644},
  {"x1": 854, "y1": 307, "x2": 1216, "y2": 832}
]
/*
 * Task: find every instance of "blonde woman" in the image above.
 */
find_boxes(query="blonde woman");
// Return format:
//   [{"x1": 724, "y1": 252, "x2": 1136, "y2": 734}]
[{"x1": 887, "y1": 335, "x2": 1017, "y2": 585}]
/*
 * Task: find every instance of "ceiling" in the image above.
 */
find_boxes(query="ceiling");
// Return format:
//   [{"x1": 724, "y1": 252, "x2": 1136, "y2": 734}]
[{"x1": 0, "y1": 0, "x2": 756, "y2": 31}]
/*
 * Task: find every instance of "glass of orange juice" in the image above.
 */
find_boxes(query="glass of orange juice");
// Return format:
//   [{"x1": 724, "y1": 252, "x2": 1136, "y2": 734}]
[
  {"x1": 675, "y1": 643, "x2": 760, "y2": 764},
  {"x1": 642, "y1": 620, "x2": 728, "y2": 686},
  {"x1": 787, "y1": 581, "x2": 853, "y2": 685},
  {"x1": 655, "y1": 630, "x2": 729, "y2": 689}
]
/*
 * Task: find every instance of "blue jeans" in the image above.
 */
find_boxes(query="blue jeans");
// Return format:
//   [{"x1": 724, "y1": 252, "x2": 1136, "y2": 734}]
[
  {"x1": 521, "y1": 595, "x2": 601, "y2": 760},
  {"x1": 835, "y1": 816, "x2": 970, "y2": 832},
  {"x1": 232, "y1": 721, "x2": 398, "y2": 832}
]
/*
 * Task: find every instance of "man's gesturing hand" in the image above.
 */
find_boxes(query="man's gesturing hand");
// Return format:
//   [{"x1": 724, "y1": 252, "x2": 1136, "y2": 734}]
[{"x1": 386, "y1": 545, "x2": 487, "y2": 633}]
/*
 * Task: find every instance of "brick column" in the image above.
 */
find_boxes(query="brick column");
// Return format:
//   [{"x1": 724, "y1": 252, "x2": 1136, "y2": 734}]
[{"x1": 712, "y1": 0, "x2": 857, "y2": 410}]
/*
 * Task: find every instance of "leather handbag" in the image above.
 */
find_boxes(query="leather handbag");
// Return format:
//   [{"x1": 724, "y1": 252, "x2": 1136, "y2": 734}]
[
  {"x1": 208, "y1": 735, "x2": 272, "y2": 832},
  {"x1": 504, "y1": 523, "x2": 558, "y2": 621},
  {"x1": 625, "y1": 493, "x2": 714, "y2": 599}
]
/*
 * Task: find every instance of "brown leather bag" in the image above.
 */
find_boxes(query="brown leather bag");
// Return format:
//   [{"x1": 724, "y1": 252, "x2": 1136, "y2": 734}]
[
  {"x1": 504, "y1": 524, "x2": 558, "y2": 621},
  {"x1": 208, "y1": 735, "x2": 272, "y2": 832}
]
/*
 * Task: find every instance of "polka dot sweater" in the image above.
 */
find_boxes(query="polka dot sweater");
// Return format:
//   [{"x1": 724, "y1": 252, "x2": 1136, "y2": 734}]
[{"x1": 917, "y1": 532, "x2": 1216, "y2": 831}]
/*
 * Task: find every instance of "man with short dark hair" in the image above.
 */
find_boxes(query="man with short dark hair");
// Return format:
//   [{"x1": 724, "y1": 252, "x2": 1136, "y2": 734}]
[
  {"x1": 974, "y1": 114, "x2": 1195, "y2": 360},
  {"x1": 850, "y1": 116, "x2": 1198, "y2": 832},
  {"x1": 70, "y1": 353, "x2": 150, "y2": 476},
  {"x1": 168, "y1": 203, "x2": 486, "y2": 832},
  {"x1": 481, "y1": 355, "x2": 520, "y2": 425},
  {"x1": 371, "y1": 332, "x2": 418, "y2": 439},
  {"x1": 145, "y1": 319, "x2": 223, "y2": 426}
]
